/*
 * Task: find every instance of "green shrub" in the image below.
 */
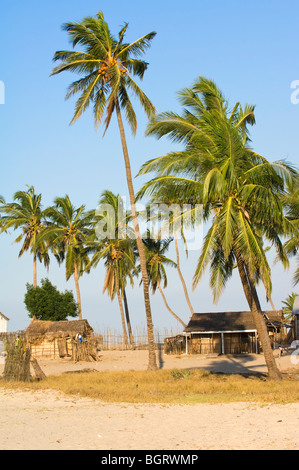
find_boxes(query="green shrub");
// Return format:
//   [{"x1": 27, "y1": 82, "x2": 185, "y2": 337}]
[{"x1": 24, "y1": 278, "x2": 78, "y2": 321}]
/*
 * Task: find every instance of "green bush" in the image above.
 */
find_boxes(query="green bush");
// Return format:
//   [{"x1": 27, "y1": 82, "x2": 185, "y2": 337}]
[{"x1": 24, "y1": 278, "x2": 78, "y2": 321}]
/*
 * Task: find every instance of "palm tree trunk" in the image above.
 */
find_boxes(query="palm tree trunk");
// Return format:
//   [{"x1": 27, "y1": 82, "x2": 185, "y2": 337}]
[
  {"x1": 74, "y1": 262, "x2": 82, "y2": 320},
  {"x1": 157, "y1": 280, "x2": 186, "y2": 328},
  {"x1": 123, "y1": 288, "x2": 134, "y2": 346},
  {"x1": 235, "y1": 254, "x2": 253, "y2": 309},
  {"x1": 174, "y1": 231, "x2": 194, "y2": 316},
  {"x1": 235, "y1": 252, "x2": 281, "y2": 380},
  {"x1": 115, "y1": 99, "x2": 157, "y2": 370},
  {"x1": 32, "y1": 254, "x2": 37, "y2": 320},
  {"x1": 115, "y1": 276, "x2": 129, "y2": 346},
  {"x1": 237, "y1": 254, "x2": 277, "y2": 312},
  {"x1": 33, "y1": 254, "x2": 37, "y2": 288},
  {"x1": 267, "y1": 294, "x2": 276, "y2": 311}
]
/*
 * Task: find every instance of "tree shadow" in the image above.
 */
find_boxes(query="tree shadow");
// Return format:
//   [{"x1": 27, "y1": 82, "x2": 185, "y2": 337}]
[
  {"x1": 196, "y1": 355, "x2": 268, "y2": 378},
  {"x1": 157, "y1": 342, "x2": 164, "y2": 369},
  {"x1": 162, "y1": 352, "x2": 269, "y2": 377}
]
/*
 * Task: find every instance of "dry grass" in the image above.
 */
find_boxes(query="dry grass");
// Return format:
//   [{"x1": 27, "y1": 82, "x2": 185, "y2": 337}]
[{"x1": 1, "y1": 368, "x2": 299, "y2": 404}]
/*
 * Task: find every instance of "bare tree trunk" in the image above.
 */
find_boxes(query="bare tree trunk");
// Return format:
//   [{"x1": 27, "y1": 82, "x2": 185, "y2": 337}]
[
  {"x1": 115, "y1": 99, "x2": 157, "y2": 370},
  {"x1": 174, "y1": 231, "x2": 194, "y2": 316},
  {"x1": 123, "y1": 288, "x2": 134, "y2": 346},
  {"x1": 157, "y1": 280, "x2": 186, "y2": 328},
  {"x1": 74, "y1": 262, "x2": 82, "y2": 320},
  {"x1": 235, "y1": 252, "x2": 281, "y2": 380}
]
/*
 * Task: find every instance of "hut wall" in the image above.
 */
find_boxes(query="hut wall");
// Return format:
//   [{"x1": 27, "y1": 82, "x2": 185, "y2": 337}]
[
  {"x1": 0, "y1": 316, "x2": 8, "y2": 333},
  {"x1": 190, "y1": 334, "x2": 222, "y2": 354},
  {"x1": 188, "y1": 332, "x2": 257, "y2": 355},
  {"x1": 223, "y1": 333, "x2": 256, "y2": 354},
  {"x1": 30, "y1": 338, "x2": 73, "y2": 359}
]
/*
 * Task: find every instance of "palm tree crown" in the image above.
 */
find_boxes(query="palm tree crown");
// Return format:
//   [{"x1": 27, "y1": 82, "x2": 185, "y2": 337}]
[
  {"x1": 42, "y1": 195, "x2": 94, "y2": 319},
  {"x1": 139, "y1": 77, "x2": 296, "y2": 302},
  {"x1": 138, "y1": 77, "x2": 297, "y2": 379},
  {"x1": 142, "y1": 235, "x2": 186, "y2": 327},
  {"x1": 0, "y1": 186, "x2": 49, "y2": 287},
  {"x1": 88, "y1": 190, "x2": 137, "y2": 344},
  {"x1": 142, "y1": 236, "x2": 176, "y2": 293},
  {"x1": 51, "y1": 10, "x2": 156, "y2": 134},
  {"x1": 52, "y1": 10, "x2": 158, "y2": 369}
]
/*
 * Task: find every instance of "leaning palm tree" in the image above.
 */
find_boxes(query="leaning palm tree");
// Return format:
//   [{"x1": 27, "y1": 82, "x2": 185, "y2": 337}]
[
  {"x1": 142, "y1": 235, "x2": 186, "y2": 328},
  {"x1": 51, "y1": 10, "x2": 157, "y2": 369},
  {"x1": 139, "y1": 77, "x2": 297, "y2": 380},
  {"x1": 0, "y1": 186, "x2": 49, "y2": 287},
  {"x1": 41, "y1": 195, "x2": 94, "y2": 320}
]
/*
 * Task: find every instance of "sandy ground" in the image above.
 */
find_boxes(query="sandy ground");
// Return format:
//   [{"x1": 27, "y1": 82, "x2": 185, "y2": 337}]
[{"x1": 1, "y1": 349, "x2": 299, "y2": 450}]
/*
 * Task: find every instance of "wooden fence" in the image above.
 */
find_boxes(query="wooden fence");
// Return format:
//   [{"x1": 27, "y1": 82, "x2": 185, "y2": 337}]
[{"x1": 94, "y1": 327, "x2": 181, "y2": 350}]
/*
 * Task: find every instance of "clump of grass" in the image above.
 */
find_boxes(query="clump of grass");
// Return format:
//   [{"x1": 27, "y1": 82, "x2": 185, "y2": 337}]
[
  {"x1": 1, "y1": 369, "x2": 298, "y2": 405},
  {"x1": 171, "y1": 369, "x2": 192, "y2": 380}
]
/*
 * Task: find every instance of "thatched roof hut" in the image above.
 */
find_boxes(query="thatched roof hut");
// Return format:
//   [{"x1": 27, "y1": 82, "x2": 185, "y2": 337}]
[
  {"x1": 26, "y1": 319, "x2": 93, "y2": 344},
  {"x1": 184, "y1": 311, "x2": 256, "y2": 333},
  {"x1": 184, "y1": 310, "x2": 283, "y2": 334},
  {"x1": 165, "y1": 310, "x2": 284, "y2": 355},
  {"x1": 26, "y1": 319, "x2": 95, "y2": 359}
]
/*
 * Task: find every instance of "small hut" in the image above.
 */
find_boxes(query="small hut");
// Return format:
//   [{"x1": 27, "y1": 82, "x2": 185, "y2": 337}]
[
  {"x1": 26, "y1": 319, "x2": 97, "y2": 360},
  {"x1": 165, "y1": 310, "x2": 284, "y2": 355}
]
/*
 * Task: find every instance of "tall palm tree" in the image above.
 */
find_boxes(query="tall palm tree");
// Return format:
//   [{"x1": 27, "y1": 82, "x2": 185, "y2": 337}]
[
  {"x1": 0, "y1": 186, "x2": 49, "y2": 287},
  {"x1": 139, "y1": 77, "x2": 297, "y2": 380},
  {"x1": 51, "y1": 10, "x2": 158, "y2": 369},
  {"x1": 42, "y1": 195, "x2": 94, "y2": 320},
  {"x1": 88, "y1": 190, "x2": 136, "y2": 345},
  {"x1": 91, "y1": 238, "x2": 136, "y2": 345},
  {"x1": 142, "y1": 235, "x2": 186, "y2": 328}
]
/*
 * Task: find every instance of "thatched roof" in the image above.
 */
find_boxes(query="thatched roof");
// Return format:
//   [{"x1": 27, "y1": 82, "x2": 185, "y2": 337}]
[
  {"x1": 26, "y1": 319, "x2": 93, "y2": 343},
  {"x1": 263, "y1": 310, "x2": 284, "y2": 329},
  {"x1": 184, "y1": 311, "x2": 283, "y2": 333}
]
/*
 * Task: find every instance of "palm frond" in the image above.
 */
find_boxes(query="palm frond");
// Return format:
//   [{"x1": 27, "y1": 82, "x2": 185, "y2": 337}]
[
  {"x1": 70, "y1": 74, "x2": 101, "y2": 124},
  {"x1": 119, "y1": 32, "x2": 157, "y2": 58},
  {"x1": 193, "y1": 222, "x2": 218, "y2": 288}
]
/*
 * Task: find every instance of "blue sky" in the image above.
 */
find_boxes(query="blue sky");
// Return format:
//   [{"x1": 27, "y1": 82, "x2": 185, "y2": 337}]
[{"x1": 1, "y1": 0, "x2": 299, "y2": 333}]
